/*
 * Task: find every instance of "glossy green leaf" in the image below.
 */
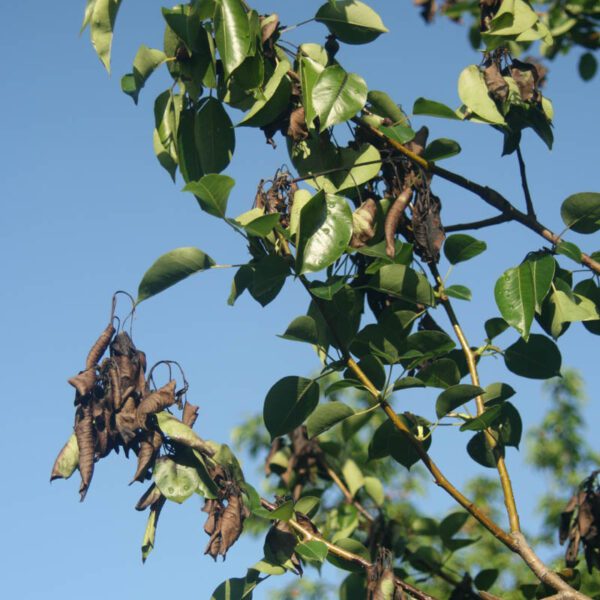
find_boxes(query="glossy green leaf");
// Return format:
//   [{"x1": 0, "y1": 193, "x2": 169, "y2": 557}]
[
  {"x1": 417, "y1": 358, "x2": 461, "y2": 388},
  {"x1": 196, "y1": 98, "x2": 235, "y2": 174},
  {"x1": 579, "y1": 52, "x2": 598, "y2": 81},
  {"x1": 560, "y1": 192, "x2": 600, "y2": 234},
  {"x1": 423, "y1": 138, "x2": 462, "y2": 161},
  {"x1": 329, "y1": 143, "x2": 382, "y2": 193},
  {"x1": 89, "y1": 0, "x2": 122, "y2": 72},
  {"x1": 268, "y1": 500, "x2": 294, "y2": 521},
  {"x1": 575, "y1": 279, "x2": 600, "y2": 335},
  {"x1": 504, "y1": 334, "x2": 562, "y2": 379},
  {"x1": 497, "y1": 402, "x2": 523, "y2": 448},
  {"x1": 306, "y1": 402, "x2": 355, "y2": 438},
  {"x1": 121, "y1": 46, "x2": 166, "y2": 104},
  {"x1": 315, "y1": 1, "x2": 388, "y2": 45},
  {"x1": 184, "y1": 174, "x2": 235, "y2": 218},
  {"x1": 280, "y1": 316, "x2": 319, "y2": 345},
  {"x1": 460, "y1": 404, "x2": 503, "y2": 431},
  {"x1": 296, "y1": 192, "x2": 353, "y2": 274},
  {"x1": 137, "y1": 247, "x2": 215, "y2": 302},
  {"x1": 312, "y1": 65, "x2": 367, "y2": 131},
  {"x1": 309, "y1": 277, "x2": 346, "y2": 301},
  {"x1": 345, "y1": 355, "x2": 386, "y2": 389},
  {"x1": 467, "y1": 432, "x2": 500, "y2": 469},
  {"x1": 393, "y1": 376, "x2": 426, "y2": 391},
  {"x1": 300, "y1": 56, "x2": 325, "y2": 129},
  {"x1": 177, "y1": 108, "x2": 203, "y2": 183},
  {"x1": 458, "y1": 65, "x2": 505, "y2": 124},
  {"x1": 153, "y1": 456, "x2": 201, "y2": 503},
  {"x1": 155, "y1": 412, "x2": 214, "y2": 456},
  {"x1": 443, "y1": 234, "x2": 486, "y2": 264},
  {"x1": 556, "y1": 241, "x2": 582, "y2": 264},
  {"x1": 326, "y1": 538, "x2": 370, "y2": 572},
  {"x1": 238, "y1": 213, "x2": 280, "y2": 237},
  {"x1": 379, "y1": 123, "x2": 415, "y2": 145},
  {"x1": 295, "y1": 541, "x2": 328, "y2": 562},
  {"x1": 406, "y1": 331, "x2": 456, "y2": 359},
  {"x1": 250, "y1": 255, "x2": 290, "y2": 306},
  {"x1": 263, "y1": 376, "x2": 320, "y2": 440},
  {"x1": 482, "y1": 382, "x2": 516, "y2": 406},
  {"x1": 342, "y1": 459, "x2": 364, "y2": 498},
  {"x1": 50, "y1": 434, "x2": 79, "y2": 481},
  {"x1": 413, "y1": 97, "x2": 461, "y2": 120},
  {"x1": 368, "y1": 264, "x2": 435, "y2": 306},
  {"x1": 436, "y1": 384, "x2": 484, "y2": 418},
  {"x1": 445, "y1": 285, "x2": 472, "y2": 301},
  {"x1": 210, "y1": 574, "x2": 257, "y2": 600},
  {"x1": 214, "y1": 0, "x2": 251, "y2": 77}
]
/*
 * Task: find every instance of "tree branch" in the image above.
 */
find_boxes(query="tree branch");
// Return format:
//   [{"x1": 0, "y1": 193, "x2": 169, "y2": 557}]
[
  {"x1": 516, "y1": 145, "x2": 535, "y2": 217},
  {"x1": 445, "y1": 214, "x2": 512, "y2": 232}
]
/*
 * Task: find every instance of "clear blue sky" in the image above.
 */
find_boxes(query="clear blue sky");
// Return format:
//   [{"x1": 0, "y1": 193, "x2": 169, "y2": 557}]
[{"x1": 2, "y1": 2, "x2": 599, "y2": 598}]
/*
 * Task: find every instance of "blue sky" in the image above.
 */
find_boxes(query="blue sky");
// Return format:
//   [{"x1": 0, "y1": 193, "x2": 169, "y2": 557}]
[{"x1": 2, "y1": 1, "x2": 599, "y2": 598}]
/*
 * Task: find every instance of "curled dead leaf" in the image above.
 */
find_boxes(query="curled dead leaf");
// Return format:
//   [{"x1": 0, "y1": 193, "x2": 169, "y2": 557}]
[
  {"x1": 385, "y1": 187, "x2": 413, "y2": 258},
  {"x1": 85, "y1": 322, "x2": 115, "y2": 370},
  {"x1": 350, "y1": 198, "x2": 378, "y2": 249}
]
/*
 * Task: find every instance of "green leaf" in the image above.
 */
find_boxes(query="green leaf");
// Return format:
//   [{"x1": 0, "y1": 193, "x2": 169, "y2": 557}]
[
  {"x1": 295, "y1": 541, "x2": 328, "y2": 562},
  {"x1": 417, "y1": 358, "x2": 461, "y2": 388},
  {"x1": 153, "y1": 456, "x2": 201, "y2": 503},
  {"x1": 300, "y1": 56, "x2": 325, "y2": 129},
  {"x1": 263, "y1": 377, "x2": 320, "y2": 440},
  {"x1": 306, "y1": 402, "x2": 355, "y2": 438},
  {"x1": 312, "y1": 66, "x2": 367, "y2": 131},
  {"x1": 296, "y1": 192, "x2": 353, "y2": 274},
  {"x1": 482, "y1": 382, "x2": 516, "y2": 406},
  {"x1": 210, "y1": 574, "x2": 257, "y2": 600},
  {"x1": 459, "y1": 404, "x2": 503, "y2": 431},
  {"x1": 556, "y1": 241, "x2": 582, "y2": 264},
  {"x1": 367, "y1": 90, "x2": 409, "y2": 125},
  {"x1": 342, "y1": 459, "x2": 364, "y2": 498},
  {"x1": 422, "y1": 138, "x2": 462, "y2": 162},
  {"x1": 309, "y1": 277, "x2": 346, "y2": 301},
  {"x1": 458, "y1": 65, "x2": 505, "y2": 125},
  {"x1": 50, "y1": 434, "x2": 79, "y2": 480},
  {"x1": 560, "y1": 193, "x2": 600, "y2": 234},
  {"x1": 504, "y1": 334, "x2": 562, "y2": 379},
  {"x1": 155, "y1": 412, "x2": 214, "y2": 458},
  {"x1": 90, "y1": 0, "x2": 122, "y2": 73},
  {"x1": 250, "y1": 255, "x2": 291, "y2": 305},
  {"x1": 406, "y1": 331, "x2": 456, "y2": 360},
  {"x1": 184, "y1": 174, "x2": 235, "y2": 218},
  {"x1": 484, "y1": 317, "x2": 509, "y2": 340},
  {"x1": 436, "y1": 384, "x2": 484, "y2": 418},
  {"x1": 141, "y1": 499, "x2": 164, "y2": 563},
  {"x1": 467, "y1": 432, "x2": 500, "y2": 468},
  {"x1": 444, "y1": 234, "x2": 487, "y2": 265},
  {"x1": 269, "y1": 500, "x2": 294, "y2": 521},
  {"x1": 413, "y1": 97, "x2": 461, "y2": 120},
  {"x1": 177, "y1": 108, "x2": 203, "y2": 183},
  {"x1": 239, "y1": 213, "x2": 281, "y2": 237},
  {"x1": 497, "y1": 402, "x2": 523, "y2": 448},
  {"x1": 575, "y1": 279, "x2": 600, "y2": 335},
  {"x1": 280, "y1": 316, "x2": 319, "y2": 345},
  {"x1": 121, "y1": 46, "x2": 166, "y2": 104},
  {"x1": 330, "y1": 144, "x2": 382, "y2": 193},
  {"x1": 326, "y1": 538, "x2": 370, "y2": 571},
  {"x1": 393, "y1": 376, "x2": 426, "y2": 391},
  {"x1": 445, "y1": 285, "x2": 472, "y2": 301},
  {"x1": 439, "y1": 512, "x2": 469, "y2": 540},
  {"x1": 295, "y1": 496, "x2": 321, "y2": 517},
  {"x1": 214, "y1": 0, "x2": 251, "y2": 77},
  {"x1": 196, "y1": 98, "x2": 235, "y2": 174},
  {"x1": 474, "y1": 569, "x2": 499, "y2": 592},
  {"x1": 368, "y1": 264, "x2": 435, "y2": 306},
  {"x1": 153, "y1": 129, "x2": 178, "y2": 181},
  {"x1": 579, "y1": 52, "x2": 598, "y2": 81},
  {"x1": 363, "y1": 476, "x2": 384, "y2": 506},
  {"x1": 315, "y1": 1, "x2": 388, "y2": 45},
  {"x1": 137, "y1": 247, "x2": 215, "y2": 302},
  {"x1": 379, "y1": 124, "x2": 415, "y2": 145}
]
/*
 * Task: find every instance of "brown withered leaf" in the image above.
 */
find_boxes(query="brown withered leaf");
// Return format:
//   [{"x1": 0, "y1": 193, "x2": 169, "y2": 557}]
[
  {"x1": 414, "y1": 0, "x2": 437, "y2": 23},
  {"x1": 385, "y1": 187, "x2": 412, "y2": 258},
  {"x1": 136, "y1": 483, "x2": 163, "y2": 511},
  {"x1": 107, "y1": 363, "x2": 122, "y2": 411},
  {"x1": 136, "y1": 380, "x2": 177, "y2": 428},
  {"x1": 523, "y1": 56, "x2": 548, "y2": 88},
  {"x1": 350, "y1": 198, "x2": 378, "y2": 249},
  {"x1": 203, "y1": 490, "x2": 250, "y2": 560},
  {"x1": 182, "y1": 401, "x2": 199, "y2": 428},
  {"x1": 480, "y1": 0, "x2": 502, "y2": 31},
  {"x1": 282, "y1": 427, "x2": 323, "y2": 499},
  {"x1": 110, "y1": 332, "x2": 141, "y2": 391},
  {"x1": 68, "y1": 368, "x2": 97, "y2": 397},
  {"x1": 260, "y1": 13, "x2": 279, "y2": 44},
  {"x1": 412, "y1": 190, "x2": 445, "y2": 263},
  {"x1": 85, "y1": 322, "x2": 115, "y2": 370},
  {"x1": 406, "y1": 126, "x2": 429, "y2": 157},
  {"x1": 510, "y1": 59, "x2": 540, "y2": 103},
  {"x1": 75, "y1": 402, "x2": 95, "y2": 501},
  {"x1": 484, "y1": 62, "x2": 509, "y2": 103},
  {"x1": 287, "y1": 107, "x2": 309, "y2": 142},
  {"x1": 115, "y1": 395, "x2": 138, "y2": 444},
  {"x1": 131, "y1": 430, "x2": 162, "y2": 483}
]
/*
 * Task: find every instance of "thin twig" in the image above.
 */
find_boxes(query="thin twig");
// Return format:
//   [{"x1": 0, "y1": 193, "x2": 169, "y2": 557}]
[
  {"x1": 444, "y1": 214, "x2": 512, "y2": 232},
  {"x1": 516, "y1": 145, "x2": 535, "y2": 217}
]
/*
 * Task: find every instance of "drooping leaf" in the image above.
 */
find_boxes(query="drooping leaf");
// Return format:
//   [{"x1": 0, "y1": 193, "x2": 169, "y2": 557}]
[
  {"x1": 214, "y1": 0, "x2": 251, "y2": 77},
  {"x1": 436, "y1": 384, "x2": 484, "y2": 419},
  {"x1": 306, "y1": 402, "x2": 355, "y2": 438},
  {"x1": 263, "y1": 377, "x2": 320, "y2": 440},
  {"x1": 467, "y1": 432, "x2": 500, "y2": 469},
  {"x1": 121, "y1": 46, "x2": 166, "y2": 104},
  {"x1": 184, "y1": 173, "x2": 235, "y2": 218},
  {"x1": 315, "y1": 1, "x2": 388, "y2": 45},
  {"x1": 458, "y1": 65, "x2": 505, "y2": 124},
  {"x1": 137, "y1": 247, "x2": 215, "y2": 302},
  {"x1": 560, "y1": 192, "x2": 600, "y2": 234},
  {"x1": 89, "y1": 0, "x2": 122, "y2": 72},
  {"x1": 50, "y1": 434, "x2": 79, "y2": 481},
  {"x1": 504, "y1": 334, "x2": 562, "y2": 379},
  {"x1": 250, "y1": 255, "x2": 291, "y2": 305},
  {"x1": 296, "y1": 192, "x2": 353, "y2": 274},
  {"x1": 196, "y1": 98, "x2": 235, "y2": 174},
  {"x1": 141, "y1": 498, "x2": 165, "y2": 563},
  {"x1": 497, "y1": 402, "x2": 523, "y2": 448},
  {"x1": 368, "y1": 264, "x2": 435, "y2": 306},
  {"x1": 443, "y1": 234, "x2": 486, "y2": 264},
  {"x1": 312, "y1": 66, "x2": 367, "y2": 131}
]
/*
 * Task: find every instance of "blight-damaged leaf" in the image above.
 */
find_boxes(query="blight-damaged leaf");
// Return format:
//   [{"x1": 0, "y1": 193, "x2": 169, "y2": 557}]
[
  {"x1": 153, "y1": 456, "x2": 201, "y2": 503},
  {"x1": 50, "y1": 434, "x2": 79, "y2": 481},
  {"x1": 458, "y1": 65, "x2": 505, "y2": 125}
]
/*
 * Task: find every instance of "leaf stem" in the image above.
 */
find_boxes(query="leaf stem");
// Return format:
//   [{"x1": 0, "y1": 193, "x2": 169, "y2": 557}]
[{"x1": 516, "y1": 145, "x2": 536, "y2": 217}]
